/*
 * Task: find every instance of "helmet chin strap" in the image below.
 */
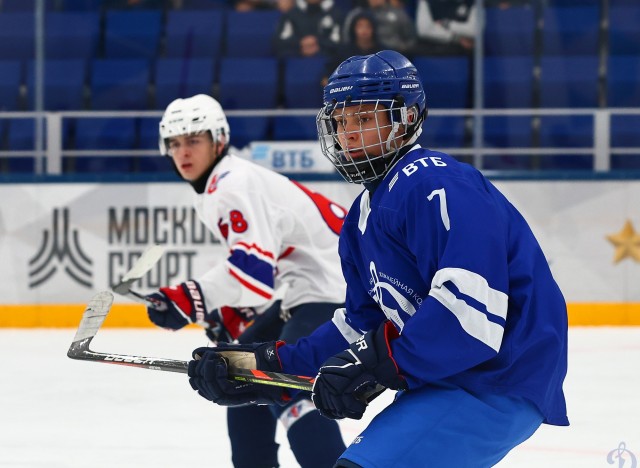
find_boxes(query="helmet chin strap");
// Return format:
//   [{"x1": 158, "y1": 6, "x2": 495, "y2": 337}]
[
  {"x1": 385, "y1": 121, "x2": 401, "y2": 152},
  {"x1": 384, "y1": 104, "x2": 409, "y2": 152}
]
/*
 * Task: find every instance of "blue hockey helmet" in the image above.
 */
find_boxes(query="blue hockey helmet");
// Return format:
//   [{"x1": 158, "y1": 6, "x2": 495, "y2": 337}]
[{"x1": 317, "y1": 50, "x2": 427, "y2": 183}]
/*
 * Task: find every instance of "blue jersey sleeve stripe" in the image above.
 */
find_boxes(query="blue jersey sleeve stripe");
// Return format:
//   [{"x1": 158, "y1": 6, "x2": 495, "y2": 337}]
[
  {"x1": 432, "y1": 267, "x2": 508, "y2": 321},
  {"x1": 227, "y1": 263, "x2": 274, "y2": 299},
  {"x1": 227, "y1": 249, "x2": 275, "y2": 289},
  {"x1": 429, "y1": 285, "x2": 505, "y2": 352},
  {"x1": 331, "y1": 308, "x2": 363, "y2": 344}
]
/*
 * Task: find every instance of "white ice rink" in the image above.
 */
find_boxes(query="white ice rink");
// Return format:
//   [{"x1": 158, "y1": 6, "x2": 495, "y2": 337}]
[{"x1": 1, "y1": 327, "x2": 638, "y2": 468}]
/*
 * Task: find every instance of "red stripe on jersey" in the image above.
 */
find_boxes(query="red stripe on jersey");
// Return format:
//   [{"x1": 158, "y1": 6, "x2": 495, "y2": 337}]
[
  {"x1": 234, "y1": 242, "x2": 275, "y2": 259},
  {"x1": 278, "y1": 246, "x2": 296, "y2": 260},
  {"x1": 229, "y1": 268, "x2": 273, "y2": 299},
  {"x1": 291, "y1": 180, "x2": 347, "y2": 235}
]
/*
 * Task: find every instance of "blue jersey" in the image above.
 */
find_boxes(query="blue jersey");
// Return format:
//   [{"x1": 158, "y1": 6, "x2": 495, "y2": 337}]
[{"x1": 278, "y1": 145, "x2": 569, "y2": 426}]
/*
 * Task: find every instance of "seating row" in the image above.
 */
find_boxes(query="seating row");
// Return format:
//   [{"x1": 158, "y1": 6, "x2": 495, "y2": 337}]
[
  {"x1": 2, "y1": 115, "x2": 639, "y2": 173},
  {"x1": 485, "y1": 5, "x2": 640, "y2": 56},
  {"x1": 0, "y1": 5, "x2": 639, "y2": 62},
  {"x1": 2, "y1": 54, "x2": 639, "y2": 112},
  {"x1": 0, "y1": 9, "x2": 281, "y2": 60}
]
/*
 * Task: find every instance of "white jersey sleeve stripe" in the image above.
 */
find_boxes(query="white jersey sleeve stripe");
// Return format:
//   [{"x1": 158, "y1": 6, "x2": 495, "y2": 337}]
[
  {"x1": 331, "y1": 308, "x2": 363, "y2": 344},
  {"x1": 429, "y1": 284, "x2": 504, "y2": 352},
  {"x1": 431, "y1": 267, "x2": 508, "y2": 321}
]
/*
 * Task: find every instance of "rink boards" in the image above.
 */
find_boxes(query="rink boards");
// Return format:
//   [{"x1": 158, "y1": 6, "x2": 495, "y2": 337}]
[{"x1": 0, "y1": 179, "x2": 639, "y2": 326}]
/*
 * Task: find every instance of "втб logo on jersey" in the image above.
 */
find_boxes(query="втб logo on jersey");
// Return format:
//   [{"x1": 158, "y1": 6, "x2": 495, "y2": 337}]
[
  {"x1": 28, "y1": 208, "x2": 93, "y2": 288},
  {"x1": 368, "y1": 261, "x2": 416, "y2": 330}
]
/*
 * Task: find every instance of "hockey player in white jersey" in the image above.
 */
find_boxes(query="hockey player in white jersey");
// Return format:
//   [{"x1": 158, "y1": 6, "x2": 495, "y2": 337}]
[
  {"x1": 145, "y1": 94, "x2": 347, "y2": 468},
  {"x1": 186, "y1": 52, "x2": 569, "y2": 467}
]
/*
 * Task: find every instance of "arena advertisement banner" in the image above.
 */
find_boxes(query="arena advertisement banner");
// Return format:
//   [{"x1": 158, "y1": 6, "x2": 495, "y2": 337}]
[
  {"x1": 0, "y1": 180, "x2": 638, "y2": 325},
  {"x1": 238, "y1": 141, "x2": 337, "y2": 173}
]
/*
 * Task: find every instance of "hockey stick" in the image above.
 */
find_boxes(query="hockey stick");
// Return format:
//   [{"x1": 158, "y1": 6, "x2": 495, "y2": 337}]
[
  {"x1": 111, "y1": 244, "x2": 165, "y2": 308},
  {"x1": 67, "y1": 291, "x2": 317, "y2": 391}
]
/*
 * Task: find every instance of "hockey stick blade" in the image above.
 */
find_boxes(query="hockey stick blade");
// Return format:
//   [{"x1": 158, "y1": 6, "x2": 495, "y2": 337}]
[
  {"x1": 112, "y1": 244, "x2": 165, "y2": 306},
  {"x1": 67, "y1": 291, "x2": 188, "y2": 373},
  {"x1": 67, "y1": 292, "x2": 320, "y2": 391}
]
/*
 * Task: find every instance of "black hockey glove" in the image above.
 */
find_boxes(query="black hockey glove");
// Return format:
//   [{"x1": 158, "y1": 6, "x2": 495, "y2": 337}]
[
  {"x1": 146, "y1": 280, "x2": 213, "y2": 330},
  {"x1": 311, "y1": 321, "x2": 407, "y2": 420},
  {"x1": 188, "y1": 341, "x2": 289, "y2": 407}
]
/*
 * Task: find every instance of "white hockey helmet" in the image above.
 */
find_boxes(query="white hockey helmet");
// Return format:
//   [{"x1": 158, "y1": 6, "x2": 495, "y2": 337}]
[{"x1": 159, "y1": 94, "x2": 230, "y2": 155}]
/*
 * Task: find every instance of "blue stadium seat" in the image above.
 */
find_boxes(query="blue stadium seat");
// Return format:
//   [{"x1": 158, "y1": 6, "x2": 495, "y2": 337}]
[
  {"x1": 484, "y1": 116, "x2": 532, "y2": 148},
  {"x1": 164, "y1": 10, "x2": 223, "y2": 58},
  {"x1": 104, "y1": 10, "x2": 162, "y2": 59},
  {"x1": 546, "y1": 0, "x2": 598, "y2": 5},
  {"x1": 416, "y1": 116, "x2": 466, "y2": 149},
  {"x1": 273, "y1": 115, "x2": 317, "y2": 141},
  {"x1": 180, "y1": 0, "x2": 228, "y2": 8},
  {"x1": 137, "y1": 118, "x2": 174, "y2": 172},
  {"x1": 26, "y1": 60, "x2": 86, "y2": 110},
  {"x1": 607, "y1": 56, "x2": 640, "y2": 108},
  {"x1": 413, "y1": 57, "x2": 470, "y2": 109},
  {"x1": 283, "y1": 57, "x2": 326, "y2": 109},
  {"x1": 539, "y1": 57, "x2": 599, "y2": 108},
  {"x1": 59, "y1": 0, "x2": 104, "y2": 10},
  {"x1": 219, "y1": 58, "x2": 278, "y2": 109},
  {"x1": 7, "y1": 119, "x2": 37, "y2": 150},
  {"x1": 482, "y1": 116, "x2": 534, "y2": 170},
  {"x1": 75, "y1": 118, "x2": 136, "y2": 149},
  {"x1": 138, "y1": 117, "x2": 159, "y2": 150},
  {"x1": 610, "y1": 115, "x2": 640, "y2": 170},
  {"x1": 539, "y1": 115, "x2": 593, "y2": 150},
  {"x1": 90, "y1": 59, "x2": 150, "y2": 110},
  {"x1": 0, "y1": 13, "x2": 35, "y2": 60},
  {"x1": 0, "y1": 61, "x2": 22, "y2": 111},
  {"x1": 225, "y1": 11, "x2": 281, "y2": 57},
  {"x1": 484, "y1": 56, "x2": 534, "y2": 108},
  {"x1": 2, "y1": 0, "x2": 56, "y2": 11},
  {"x1": 611, "y1": 115, "x2": 640, "y2": 148},
  {"x1": 609, "y1": 6, "x2": 640, "y2": 56},
  {"x1": 542, "y1": 6, "x2": 600, "y2": 55},
  {"x1": 2, "y1": 119, "x2": 37, "y2": 173},
  {"x1": 154, "y1": 58, "x2": 215, "y2": 110},
  {"x1": 484, "y1": 6, "x2": 535, "y2": 56},
  {"x1": 46, "y1": 12, "x2": 100, "y2": 60},
  {"x1": 70, "y1": 118, "x2": 136, "y2": 172},
  {"x1": 227, "y1": 116, "x2": 270, "y2": 148}
]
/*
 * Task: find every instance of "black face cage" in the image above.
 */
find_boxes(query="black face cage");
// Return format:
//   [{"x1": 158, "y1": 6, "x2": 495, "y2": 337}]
[{"x1": 316, "y1": 98, "x2": 418, "y2": 184}]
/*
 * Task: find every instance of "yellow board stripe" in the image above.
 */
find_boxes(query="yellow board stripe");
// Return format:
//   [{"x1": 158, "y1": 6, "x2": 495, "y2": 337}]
[{"x1": 0, "y1": 303, "x2": 639, "y2": 327}]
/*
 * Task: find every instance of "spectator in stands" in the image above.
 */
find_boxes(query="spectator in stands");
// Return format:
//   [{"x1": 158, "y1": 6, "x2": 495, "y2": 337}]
[
  {"x1": 342, "y1": 0, "x2": 416, "y2": 55},
  {"x1": 323, "y1": 11, "x2": 381, "y2": 86},
  {"x1": 273, "y1": 0, "x2": 344, "y2": 58},
  {"x1": 276, "y1": 0, "x2": 296, "y2": 12},
  {"x1": 413, "y1": 0, "x2": 477, "y2": 55}
]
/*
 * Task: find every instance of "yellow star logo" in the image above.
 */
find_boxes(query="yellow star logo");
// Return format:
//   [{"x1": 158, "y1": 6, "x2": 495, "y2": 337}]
[{"x1": 606, "y1": 220, "x2": 640, "y2": 264}]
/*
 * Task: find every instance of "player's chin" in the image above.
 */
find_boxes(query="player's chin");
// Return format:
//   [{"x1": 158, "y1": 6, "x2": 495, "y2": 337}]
[{"x1": 179, "y1": 166, "x2": 198, "y2": 181}]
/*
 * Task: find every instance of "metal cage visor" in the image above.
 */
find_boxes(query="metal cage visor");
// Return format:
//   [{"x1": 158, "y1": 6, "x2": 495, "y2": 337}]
[{"x1": 316, "y1": 98, "x2": 410, "y2": 183}]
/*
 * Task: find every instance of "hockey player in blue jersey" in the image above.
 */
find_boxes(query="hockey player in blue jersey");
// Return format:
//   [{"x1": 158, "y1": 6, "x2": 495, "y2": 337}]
[{"x1": 187, "y1": 50, "x2": 569, "y2": 467}]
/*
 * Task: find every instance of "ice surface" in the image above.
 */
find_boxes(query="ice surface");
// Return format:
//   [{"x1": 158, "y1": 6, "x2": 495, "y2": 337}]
[{"x1": 0, "y1": 327, "x2": 638, "y2": 467}]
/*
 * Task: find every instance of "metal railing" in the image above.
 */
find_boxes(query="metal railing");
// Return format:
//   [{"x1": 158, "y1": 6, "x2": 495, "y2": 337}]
[{"x1": 1, "y1": 107, "x2": 639, "y2": 175}]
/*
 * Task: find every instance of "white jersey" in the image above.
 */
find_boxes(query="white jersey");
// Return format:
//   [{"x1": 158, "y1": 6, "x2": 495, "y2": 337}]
[{"x1": 193, "y1": 154, "x2": 347, "y2": 312}]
